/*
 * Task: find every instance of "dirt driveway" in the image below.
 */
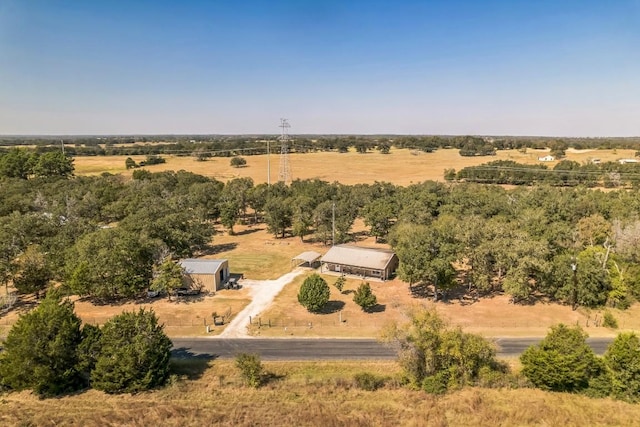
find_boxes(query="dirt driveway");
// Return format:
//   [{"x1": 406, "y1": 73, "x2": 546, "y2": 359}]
[{"x1": 218, "y1": 269, "x2": 304, "y2": 338}]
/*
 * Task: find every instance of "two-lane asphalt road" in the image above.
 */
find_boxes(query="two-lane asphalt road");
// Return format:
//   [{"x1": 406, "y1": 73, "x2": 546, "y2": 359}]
[{"x1": 171, "y1": 337, "x2": 614, "y2": 360}]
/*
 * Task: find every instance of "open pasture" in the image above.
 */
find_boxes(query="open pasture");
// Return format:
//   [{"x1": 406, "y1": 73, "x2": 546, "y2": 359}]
[{"x1": 73, "y1": 147, "x2": 638, "y2": 185}]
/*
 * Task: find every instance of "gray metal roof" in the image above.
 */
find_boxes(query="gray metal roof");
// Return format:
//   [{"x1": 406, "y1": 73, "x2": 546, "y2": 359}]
[
  {"x1": 179, "y1": 259, "x2": 227, "y2": 275},
  {"x1": 321, "y1": 245, "x2": 396, "y2": 270},
  {"x1": 292, "y1": 251, "x2": 323, "y2": 263}
]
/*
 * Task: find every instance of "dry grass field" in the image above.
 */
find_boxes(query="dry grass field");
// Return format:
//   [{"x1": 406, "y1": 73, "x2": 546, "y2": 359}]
[
  {"x1": 73, "y1": 147, "x2": 638, "y2": 185},
  {"x1": 3, "y1": 360, "x2": 640, "y2": 426}
]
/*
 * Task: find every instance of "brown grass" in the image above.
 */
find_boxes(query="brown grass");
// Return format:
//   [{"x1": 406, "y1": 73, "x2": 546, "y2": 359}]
[
  {"x1": 73, "y1": 147, "x2": 639, "y2": 185},
  {"x1": 2, "y1": 360, "x2": 640, "y2": 426}
]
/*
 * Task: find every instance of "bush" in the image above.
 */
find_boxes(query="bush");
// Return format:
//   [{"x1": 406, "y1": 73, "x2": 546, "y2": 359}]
[
  {"x1": 353, "y1": 282, "x2": 377, "y2": 311},
  {"x1": 603, "y1": 332, "x2": 640, "y2": 402},
  {"x1": 520, "y1": 324, "x2": 598, "y2": 392},
  {"x1": 297, "y1": 274, "x2": 330, "y2": 312},
  {"x1": 333, "y1": 276, "x2": 346, "y2": 293},
  {"x1": 0, "y1": 292, "x2": 83, "y2": 397},
  {"x1": 603, "y1": 311, "x2": 618, "y2": 329},
  {"x1": 235, "y1": 353, "x2": 263, "y2": 388},
  {"x1": 230, "y1": 156, "x2": 247, "y2": 168},
  {"x1": 91, "y1": 309, "x2": 172, "y2": 394},
  {"x1": 354, "y1": 372, "x2": 386, "y2": 391}
]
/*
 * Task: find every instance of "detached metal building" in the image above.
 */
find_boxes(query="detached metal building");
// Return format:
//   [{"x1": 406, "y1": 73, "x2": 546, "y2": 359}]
[
  {"x1": 320, "y1": 245, "x2": 398, "y2": 280},
  {"x1": 179, "y1": 259, "x2": 229, "y2": 292}
]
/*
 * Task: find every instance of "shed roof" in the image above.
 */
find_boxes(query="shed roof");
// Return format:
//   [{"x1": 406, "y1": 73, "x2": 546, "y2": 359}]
[
  {"x1": 321, "y1": 245, "x2": 396, "y2": 270},
  {"x1": 292, "y1": 251, "x2": 322, "y2": 264},
  {"x1": 179, "y1": 259, "x2": 227, "y2": 275}
]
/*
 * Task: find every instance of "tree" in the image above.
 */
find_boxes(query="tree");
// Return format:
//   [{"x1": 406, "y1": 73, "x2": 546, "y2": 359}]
[
  {"x1": 64, "y1": 228, "x2": 157, "y2": 300},
  {"x1": 0, "y1": 292, "x2": 82, "y2": 396},
  {"x1": 353, "y1": 281, "x2": 377, "y2": 311},
  {"x1": 362, "y1": 197, "x2": 396, "y2": 243},
  {"x1": 264, "y1": 196, "x2": 293, "y2": 238},
  {"x1": 76, "y1": 323, "x2": 102, "y2": 385},
  {"x1": 297, "y1": 273, "x2": 330, "y2": 312},
  {"x1": 32, "y1": 151, "x2": 74, "y2": 178},
  {"x1": 333, "y1": 276, "x2": 346, "y2": 293},
  {"x1": 520, "y1": 324, "x2": 598, "y2": 392},
  {"x1": 91, "y1": 309, "x2": 172, "y2": 394},
  {"x1": 235, "y1": 353, "x2": 264, "y2": 388},
  {"x1": 603, "y1": 332, "x2": 640, "y2": 402},
  {"x1": 151, "y1": 257, "x2": 185, "y2": 300},
  {"x1": 12, "y1": 244, "x2": 51, "y2": 297},
  {"x1": 381, "y1": 309, "x2": 499, "y2": 393},
  {"x1": 230, "y1": 156, "x2": 247, "y2": 168},
  {"x1": 125, "y1": 157, "x2": 138, "y2": 169},
  {"x1": 0, "y1": 148, "x2": 33, "y2": 179}
]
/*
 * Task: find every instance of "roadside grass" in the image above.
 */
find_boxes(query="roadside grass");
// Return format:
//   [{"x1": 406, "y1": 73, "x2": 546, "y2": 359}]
[
  {"x1": 3, "y1": 360, "x2": 640, "y2": 426},
  {"x1": 73, "y1": 148, "x2": 639, "y2": 185}
]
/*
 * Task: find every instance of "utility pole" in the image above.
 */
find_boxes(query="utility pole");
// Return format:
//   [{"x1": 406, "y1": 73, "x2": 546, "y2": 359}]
[
  {"x1": 267, "y1": 139, "x2": 270, "y2": 186},
  {"x1": 60, "y1": 139, "x2": 65, "y2": 155},
  {"x1": 571, "y1": 259, "x2": 578, "y2": 311},
  {"x1": 278, "y1": 118, "x2": 292, "y2": 184},
  {"x1": 332, "y1": 201, "x2": 335, "y2": 246}
]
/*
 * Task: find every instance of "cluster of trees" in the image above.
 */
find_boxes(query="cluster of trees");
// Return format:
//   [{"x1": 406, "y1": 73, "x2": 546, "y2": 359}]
[
  {"x1": 297, "y1": 274, "x2": 378, "y2": 312},
  {"x1": 521, "y1": 324, "x2": 640, "y2": 402},
  {"x1": 383, "y1": 309, "x2": 504, "y2": 394},
  {"x1": 0, "y1": 293, "x2": 171, "y2": 396},
  {"x1": 453, "y1": 159, "x2": 640, "y2": 188},
  {"x1": 0, "y1": 149, "x2": 74, "y2": 179}
]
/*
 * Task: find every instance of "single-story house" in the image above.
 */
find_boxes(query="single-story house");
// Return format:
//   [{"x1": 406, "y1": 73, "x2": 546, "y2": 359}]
[
  {"x1": 538, "y1": 155, "x2": 555, "y2": 162},
  {"x1": 291, "y1": 251, "x2": 322, "y2": 269},
  {"x1": 320, "y1": 245, "x2": 398, "y2": 281},
  {"x1": 179, "y1": 259, "x2": 229, "y2": 293}
]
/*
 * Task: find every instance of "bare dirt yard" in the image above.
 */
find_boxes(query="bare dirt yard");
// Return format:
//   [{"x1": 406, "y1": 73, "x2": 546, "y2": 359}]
[{"x1": 73, "y1": 147, "x2": 639, "y2": 185}]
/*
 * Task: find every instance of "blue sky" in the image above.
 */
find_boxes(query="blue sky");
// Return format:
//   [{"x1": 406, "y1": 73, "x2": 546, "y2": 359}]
[{"x1": 1, "y1": 0, "x2": 639, "y2": 136}]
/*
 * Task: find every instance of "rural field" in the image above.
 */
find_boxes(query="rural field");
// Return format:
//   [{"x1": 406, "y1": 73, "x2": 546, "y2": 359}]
[
  {"x1": 21, "y1": 147, "x2": 634, "y2": 338},
  {"x1": 73, "y1": 147, "x2": 638, "y2": 185},
  {"x1": 2, "y1": 359, "x2": 640, "y2": 426}
]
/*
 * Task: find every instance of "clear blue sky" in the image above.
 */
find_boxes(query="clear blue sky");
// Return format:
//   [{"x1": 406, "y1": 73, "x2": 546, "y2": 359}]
[{"x1": 1, "y1": 0, "x2": 639, "y2": 136}]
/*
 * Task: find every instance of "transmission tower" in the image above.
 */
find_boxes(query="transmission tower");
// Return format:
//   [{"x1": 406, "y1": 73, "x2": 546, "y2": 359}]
[{"x1": 278, "y1": 118, "x2": 292, "y2": 184}]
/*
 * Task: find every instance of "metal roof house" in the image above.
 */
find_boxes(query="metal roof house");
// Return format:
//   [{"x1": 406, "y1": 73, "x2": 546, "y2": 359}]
[
  {"x1": 179, "y1": 259, "x2": 229, "y2": 293},
  {"x1": 320, "y1": 245, "x2": 398, "y2": 281}
]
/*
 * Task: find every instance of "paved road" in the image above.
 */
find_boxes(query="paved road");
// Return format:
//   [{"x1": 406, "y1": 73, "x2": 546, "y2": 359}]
[{"x1": 171, "y1": 337, "x2": 614, "y2": 360}]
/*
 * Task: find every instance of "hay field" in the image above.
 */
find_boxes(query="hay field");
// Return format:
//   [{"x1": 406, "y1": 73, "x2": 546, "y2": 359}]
[
  {"x1": 73, "y1": 147, "x2": 638, "y2": 185},
  {"x1": 3, "y1": 360, "x2": 640, "y2": 426}
]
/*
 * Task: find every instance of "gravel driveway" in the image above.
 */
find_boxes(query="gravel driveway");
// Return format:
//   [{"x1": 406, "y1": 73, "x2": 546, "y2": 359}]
[{"x1": 218, "y1": 269, "x2": 304, "y2": 338}]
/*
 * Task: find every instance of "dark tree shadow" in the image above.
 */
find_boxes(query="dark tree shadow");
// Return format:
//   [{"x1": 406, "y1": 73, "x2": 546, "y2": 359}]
[
  {"x1": 261, "y1": 371, "x2": 287, "y2": 386},
  {"x1": 365, "y1": 304, "x2": 386, "y2": 313},
  {"x1": 342, "y1": 289, "x2": 355, "y2": 295},
  {"x1": 319, "y1": 300, "x2": 346, "y2": 314},
  {"x1": 200, "y1": 242, "x2": 238, "y2": 256},
  {"x1": 174, "y1": 293, "x2": 206, "y2": 304},
  {"x1": 234, "y1": 228, "x2": 261, "y2": 236},
  {"x1": 170, "y1": 347, "x2": 216, "y2": 380},
  {"x1": 0, "y1": 296, "x2": 38, "y2": 319},
  {"x1": 409, "y1": 283, "x2": 431, "y2": 299}
]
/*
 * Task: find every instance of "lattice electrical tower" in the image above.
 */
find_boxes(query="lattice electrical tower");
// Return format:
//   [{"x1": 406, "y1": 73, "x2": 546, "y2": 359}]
[{"x1": 278, "y1": 118, "x2": 292, "y2": 184}]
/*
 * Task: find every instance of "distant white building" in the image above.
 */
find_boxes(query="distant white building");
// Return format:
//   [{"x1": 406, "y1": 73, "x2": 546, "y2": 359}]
[
  {"x1": 618, "y1": 159, "x2": 639, "y2": 164},
  {"x1": 538, "y1": 155, "x2": 555, "y2": 162}
]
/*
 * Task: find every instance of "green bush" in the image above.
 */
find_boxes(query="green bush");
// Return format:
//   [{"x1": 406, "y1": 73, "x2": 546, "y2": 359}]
[
  {"x1": 603, "y1": 311, "x2": 618, "y2": 329},
  {"x1": 297, "y1": 274, "x2": 330, "y2": 312},
  {"x1": 235, "y1": 353, "x2": 263, "y2": 388},
  {"x1": 354, "y1": 372, "x2": 385, "y2": 391},
  {"x1": 353, "y1": 282, "x2": 377, "y2": 311},
  {"x1": 333, "y1": 276, "x2": 346, "y2": 293}
]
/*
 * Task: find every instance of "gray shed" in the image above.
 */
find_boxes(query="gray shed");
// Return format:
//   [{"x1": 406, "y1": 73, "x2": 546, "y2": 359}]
[
  {"x1": 179, "y1": 259, "x2": 229, "y2": 292},
  {"x1": 320, "y1": 245, "x2": 398, "y2": 280}
]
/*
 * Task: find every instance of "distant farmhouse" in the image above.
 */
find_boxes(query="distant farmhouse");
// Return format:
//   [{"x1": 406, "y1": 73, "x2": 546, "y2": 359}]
[
  {"x1": 320, "y1": 245, "x2": 398, "y2": 281},
  {"x1": 179, "y1": 259, "x2": 230, "y2": 292},
  {"x1": 538, "y1": 155, "x2": 555, "y2": 162}
]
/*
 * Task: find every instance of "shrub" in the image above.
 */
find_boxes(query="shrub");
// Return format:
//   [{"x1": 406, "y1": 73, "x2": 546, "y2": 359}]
[
  {"x1": 354, "y1": 372, "x2": 386, "y2": 391},
  {"x1": 235, "y1": 353, "x2": 263, "y2": 388},
  {"x1": 603, "y1": 332, "x2": 640, "y2": 402},
  {"x1": 603, "y1": 311, "x2": 618, "y2": 329},
  {"x1": 520, "y1": 324, "x2": 598, "y2": 392},
  {"x1": 297, "y1": 274, "x2": 330, "y2": 312},
  {"x1": 0, "y1": 292, "x2": 83, "y2": 397},
  {"x1": 230, "y1": 156, "x2": 247, "y2": 168},
  {"x1": 353, "y1": 282, "x2": 377, "y2": 311},
  {"x1": 333, "y1": 276, "x2": 346, "y2": 293},
  {"x1": 91, "y1": 309, "x2": 172, "y2": 394}
]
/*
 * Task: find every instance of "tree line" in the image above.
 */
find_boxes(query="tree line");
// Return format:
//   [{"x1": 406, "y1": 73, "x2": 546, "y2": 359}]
[{"x1": 453, "y1": 159, "x2": 640, "y2": 188}]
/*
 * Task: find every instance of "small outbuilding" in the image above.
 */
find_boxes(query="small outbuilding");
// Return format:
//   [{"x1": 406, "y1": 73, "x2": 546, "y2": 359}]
[
  {"x1": 291, "y1": 251, "x2": 322, "y2": 269},
  {"x1": 538, "y1": 155, "x2": 555, "y2": 162},
  {"x1": 179, "y1": 259, "x2": 230, "y2": 293},
  {"x1": 320, "y1": 245, "x2": 398, "y2": 281}
]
